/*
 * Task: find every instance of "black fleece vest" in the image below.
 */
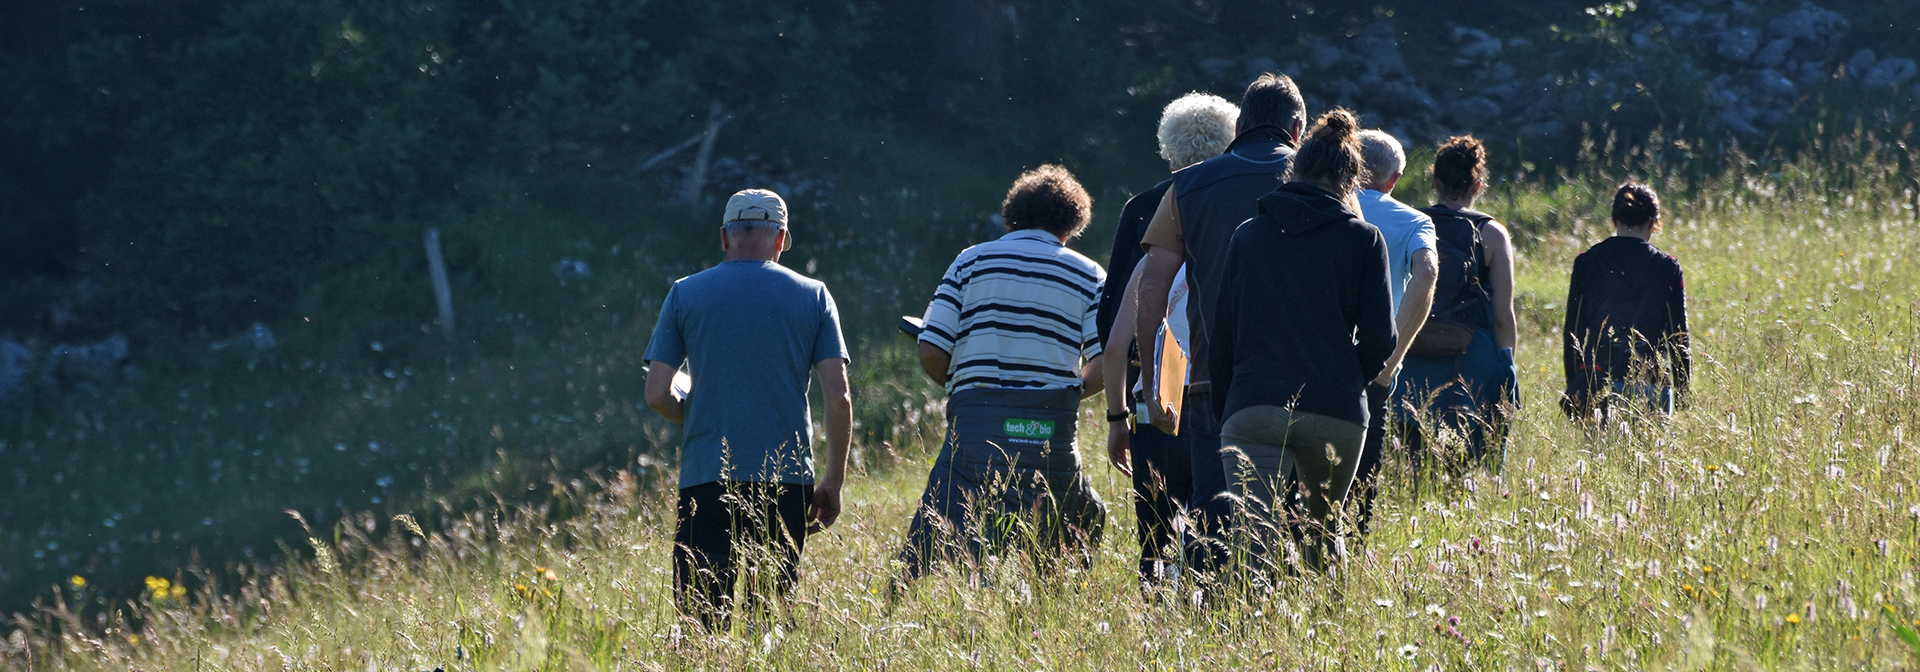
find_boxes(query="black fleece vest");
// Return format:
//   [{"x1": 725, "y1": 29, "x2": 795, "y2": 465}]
[{"x1": 1170, "y1": 131, "x2": 1294, "y2": 386}]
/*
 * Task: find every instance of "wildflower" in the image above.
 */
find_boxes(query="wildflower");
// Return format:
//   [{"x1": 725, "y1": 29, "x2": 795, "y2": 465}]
[
  {"x1": 542, "y1": 568, "x2": 559, "y2": 582},
  {"x1": 170, "y1": 585, "x2": 185, "y2": 600},
  {"x1": 127, "y1": 635, "x2": 139, "y2": 645},
  {"x1": 1397, "y1": 643, "x2": 1419, "y2": 659},
  {"x1": 1785, "y1": 613, "x2": 1802, "y2": 625},
  {"x1": 144, "y1": 576, "x2": 172, "y2": 600},
  {"x1": 69, "y1": 575, "x2": 85, "y2": 588}
]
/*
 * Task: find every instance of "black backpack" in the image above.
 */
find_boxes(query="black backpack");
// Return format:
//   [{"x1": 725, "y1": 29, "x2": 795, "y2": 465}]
[{"x1": 1407, "y1": 206, "x2": 1495, "y2": 358}]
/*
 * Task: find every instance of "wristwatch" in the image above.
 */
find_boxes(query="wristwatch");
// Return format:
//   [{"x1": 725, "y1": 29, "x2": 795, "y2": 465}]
[{"x1": 1105, "y1": 410, "x2": 1130, "y2": 424}]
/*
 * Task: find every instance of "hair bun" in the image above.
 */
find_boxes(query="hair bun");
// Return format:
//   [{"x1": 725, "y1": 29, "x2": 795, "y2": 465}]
[
  {"x1": 1611, "y1": 182, "x2": 1660, "y2": 229},
  {"x1": 1311, "y1": 109, "x2": 1358, "y2": 142}
]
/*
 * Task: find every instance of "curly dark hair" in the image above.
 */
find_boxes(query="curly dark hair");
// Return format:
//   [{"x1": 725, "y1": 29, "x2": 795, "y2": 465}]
[
  {"x1": 1612, "y1": 182, "x2": 1660, "y2": 229},
  {"x1": 1001, "y1": 165, "x2": 1092, "y2": 239},
  {"x1": 1431, "y1": 135, "x2": 1488, "y2": 202}
]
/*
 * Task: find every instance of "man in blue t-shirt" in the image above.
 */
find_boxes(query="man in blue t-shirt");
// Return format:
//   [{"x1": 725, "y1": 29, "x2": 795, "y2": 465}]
[
  {"x1": 1351, "y1": 130, "x2": 1438, "y2": 536},
  {"x1": 642, "y1": 189, "x2": 852, "y2": 630}
]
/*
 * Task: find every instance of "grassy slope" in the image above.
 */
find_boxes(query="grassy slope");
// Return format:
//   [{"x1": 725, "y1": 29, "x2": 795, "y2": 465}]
[{"x1": 9, "y1": 171, "x2": 1920, "y2": 669}]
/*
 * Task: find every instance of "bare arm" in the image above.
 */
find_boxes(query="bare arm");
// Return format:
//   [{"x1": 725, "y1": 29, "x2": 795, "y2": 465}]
[
  {"x1": 1377, "y1": 247, "x2": 1438, "y2": 386},
  {"x1": 810, "y1": 357, "x2": 852, "y2": 533},
  {"x1": 1098, "y1": 263, "x2": 1147, "y2": 475},
  {"x1": 1103, "y1": 262, "x2": 1148, "y2": 414},
  {"x1": 1079, "y1": 354, "x2": 1106, "y2": 399},
  {"x1": 1131, "y1": 246, "x2": 1183, "y2": 430},
  {"x1": 917, "y1": 341, "x2": 951, "y2": 386},
  {"x1": 643, "y1": 361, "x2": 686, "y2": 425},
  {"x1": 1482, "y1": 221, "x2": 1519, "y2": 350}
]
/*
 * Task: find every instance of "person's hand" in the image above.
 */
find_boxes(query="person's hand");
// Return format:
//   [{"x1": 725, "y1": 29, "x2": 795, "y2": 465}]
[
  {"x1": 1148, "y1": 399, "x2": 1178, "y2": 434},
  {"x1": 1106, "y1": 422, "x2": 1133, "y2": 477},
  {"x1": 1373, "y1": 359, "x2": 1402, "y2": 389},
  {"x1": 807, "y1": 480, "x2": 843, "y2": 534}
]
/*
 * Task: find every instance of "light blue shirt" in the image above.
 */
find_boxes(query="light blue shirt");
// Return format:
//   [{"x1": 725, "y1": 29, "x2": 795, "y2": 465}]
[
  {"x1": 644, "y1": 260, "x2": 849, "y2": 488},
  {"x1": 1357, "y1": 189, "x2": 1438, "y2": 313}
]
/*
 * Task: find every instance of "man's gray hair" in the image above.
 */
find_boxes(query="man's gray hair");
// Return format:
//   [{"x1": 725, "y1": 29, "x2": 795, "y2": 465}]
[
  {"x1": 1158, "y1": 93, "x2": 1239, "y2": 170},
  {"x1": 1357, "y1": 130, "x2": 1406, "y2": 188},
  {"x1": 722, "y1": 218, "x2": 785, "y2": 234}
]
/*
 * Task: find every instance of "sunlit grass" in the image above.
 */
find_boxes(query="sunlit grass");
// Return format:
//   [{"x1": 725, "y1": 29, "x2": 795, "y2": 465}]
[{"x1": 7, "y1": 164, "x2": 1920, "y2": 669}]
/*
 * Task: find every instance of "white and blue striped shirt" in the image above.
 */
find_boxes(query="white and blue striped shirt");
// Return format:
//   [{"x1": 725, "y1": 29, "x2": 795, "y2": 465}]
[{"x1": 919, "y1": 229, "x2": 1106, "y2": 393}]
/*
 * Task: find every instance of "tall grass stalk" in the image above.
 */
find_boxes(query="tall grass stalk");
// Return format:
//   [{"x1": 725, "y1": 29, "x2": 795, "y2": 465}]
[{"x1": 7, "y1": 164, "x2": 1920, "y2": 669}]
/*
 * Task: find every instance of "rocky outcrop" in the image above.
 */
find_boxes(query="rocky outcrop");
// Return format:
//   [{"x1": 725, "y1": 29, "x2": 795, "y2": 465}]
[{"x1": 1198, "y1": 1, "x2": 1914, "y2": 150}]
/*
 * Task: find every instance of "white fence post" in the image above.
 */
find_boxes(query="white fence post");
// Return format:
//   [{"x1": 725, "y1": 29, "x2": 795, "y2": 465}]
[{"x1": 424, "y1": 228, "x2": 455, "y2": 340}]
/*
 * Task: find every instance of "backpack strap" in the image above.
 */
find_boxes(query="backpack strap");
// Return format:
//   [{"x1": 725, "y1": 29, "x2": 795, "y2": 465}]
[
  {"x1": 1455, "y1": 208, "x2": 1495, "y2": 287},
  {"x1": 1420, "y1": 205, "x2": 1499, "y2": 324}
]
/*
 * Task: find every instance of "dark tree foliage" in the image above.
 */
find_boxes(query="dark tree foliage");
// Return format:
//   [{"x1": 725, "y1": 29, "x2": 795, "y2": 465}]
[
  {"x1": 9, "y1": 0, "x2": 878, "y2": 336},
  {"x1": 2, "y1": 0, "x2": 1915, "y2": 338}
]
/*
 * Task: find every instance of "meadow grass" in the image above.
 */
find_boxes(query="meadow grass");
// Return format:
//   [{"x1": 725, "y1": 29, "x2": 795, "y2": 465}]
[{"x1": 7, "y1": 166, "x2": 1920, "y2": 670}]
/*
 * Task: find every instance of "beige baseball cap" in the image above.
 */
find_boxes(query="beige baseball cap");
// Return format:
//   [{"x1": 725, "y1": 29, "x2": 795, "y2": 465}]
[{"x1": 722, "y1": 189, "x2": 788, "y2": 227}]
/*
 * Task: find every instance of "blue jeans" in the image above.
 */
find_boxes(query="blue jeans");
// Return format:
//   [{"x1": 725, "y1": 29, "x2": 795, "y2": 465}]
[
  {"x1": 1604, "y1": 381, "x2": 1674, "y2": 421},
  {"x1": 1394, "y1": 328, "x2": 1519, "y2": 464}
]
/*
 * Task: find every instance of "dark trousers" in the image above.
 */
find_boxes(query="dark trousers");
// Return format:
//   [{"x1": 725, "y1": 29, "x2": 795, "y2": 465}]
[
  {"x1": 1350, "y1": 381, "x2": 1397, "y2": 538},
  {"x1": 1180, "y1": 389, "x2": 1230, "y2": 576},
  {"x1": 1129, "y1": 422, "x2": 1193, "y2": 583},
  {"x1": 672, "y1": 481, "x2": 811, "y2": 630},
  {"x1": 896, "y1": 387, "x2": 1105, "y2": 582}
]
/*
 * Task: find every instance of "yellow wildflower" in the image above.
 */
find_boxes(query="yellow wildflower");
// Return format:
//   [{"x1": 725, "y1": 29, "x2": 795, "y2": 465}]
[
  {"x1": 127, "y1": 635, "x2": 140, "y2": 645},
  {"x1": 69, "y1": 575, "x2": 86, "y2": 588},
  {"x1": 1785, "y1": 613, "x2": 1802, "y2": 625},
  {"x1": 170, "y1": 585, "x2": 186, "y2": 600}
]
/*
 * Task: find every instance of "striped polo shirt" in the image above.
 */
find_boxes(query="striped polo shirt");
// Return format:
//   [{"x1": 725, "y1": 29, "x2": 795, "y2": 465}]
[{"x1": 919, "y1": 228, "x2": 1106, "y2": 393}]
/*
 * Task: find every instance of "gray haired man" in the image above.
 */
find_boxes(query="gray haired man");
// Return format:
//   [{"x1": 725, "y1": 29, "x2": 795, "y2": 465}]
[
  {"x1": 1350, "y1": 130, "x2": 1438, "y2": 537},
  {"x1": 642, "y1": 188, "x2": 853, "y2": 629}
]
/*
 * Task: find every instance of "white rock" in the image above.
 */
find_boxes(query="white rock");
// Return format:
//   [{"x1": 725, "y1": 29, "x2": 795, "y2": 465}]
[
  {"x1": 1862, "y1": 57, "x2": 1918, "y2": 88},
  {"x1": 1355, "y1": 22, "x2": 1407, "y2": 77},
  {"x1": 1754, "y1": 38, "x2": 1793, "y2": 67},
  {"x1": 1717, "y1": 27, "x2": 1761, "y2": 62},
  {"x1": 1449, "y1": 96, "x2": 1502, "y2": 127},
  {"x1": 1305, "y1": 39, "x2": 1342, "y2": 69},
  {"x1": 0, "y1": 340, "x2": 29, "y2": 404},
  {"x1": 1457, "y1": 36, "x2": 1503, "y2": 62},
  {"x1": 1847, "y1": 49, "x2": 1877, "y2": 76},
  {"x1": 1767, "y1": 5, "x2": 1847, "y2": 45},
  {"x1": 1754, "y1": 69, "x2": 1797, "y2": 98}
]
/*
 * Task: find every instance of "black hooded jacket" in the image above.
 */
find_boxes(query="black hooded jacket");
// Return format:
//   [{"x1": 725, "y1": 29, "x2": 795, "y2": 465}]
[{"x1": 1209, "y1": 181, "x2": 1396, "y2": 427}]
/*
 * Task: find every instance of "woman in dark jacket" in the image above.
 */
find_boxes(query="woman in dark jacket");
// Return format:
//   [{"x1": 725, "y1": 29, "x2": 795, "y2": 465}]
[{"x1": 1209, "y1": 108, "x2": 1396, "y2": 573}]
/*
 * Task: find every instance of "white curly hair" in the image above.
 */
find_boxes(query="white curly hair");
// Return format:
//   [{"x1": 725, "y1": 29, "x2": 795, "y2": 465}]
[{"x1": 1157, "y1": 93, "x2": 1239, "y2": 170}]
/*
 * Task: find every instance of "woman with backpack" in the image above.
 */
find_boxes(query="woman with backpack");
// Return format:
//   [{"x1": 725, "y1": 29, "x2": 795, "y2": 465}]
[{"x1": 1392, "y1": 136, "x2": 1520, "y2": 469}]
